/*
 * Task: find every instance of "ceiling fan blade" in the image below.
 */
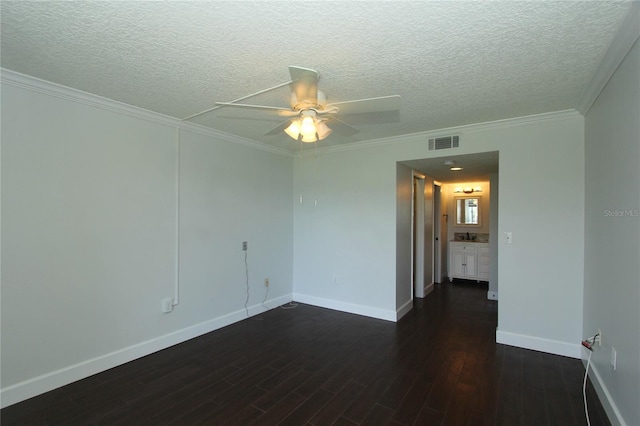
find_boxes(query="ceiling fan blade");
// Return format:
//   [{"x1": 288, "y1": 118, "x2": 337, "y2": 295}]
[
  {"x1": 215, "y1": 102, "x2": 287, "y2": 112},
  {"x1": 289, "y1": 66, "x2": 318, "y2": 106},
  {"x1": 264, "y1": 119, "x2": 293, "y2": 136},
  {"x1": 324, "y1": 116, "x2": 360, "y2": 137},
  {"x1": 327, "y1": 95, "x2": 401, "y2": 115},
  {"x1": 336, "y1": 110, "x2": 400, "y2": 126},
  {"x1": 214, "y1": 102, "x2": 299, "y2": 117},
  {"x1": 183, "y1": 79, "x2": 294, "y2": 121}
]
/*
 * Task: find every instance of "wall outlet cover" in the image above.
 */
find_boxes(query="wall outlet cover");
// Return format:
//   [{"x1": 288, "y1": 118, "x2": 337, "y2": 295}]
[
  {"x1": 162, "y1": 298, "x2": 173, "y2": 313},
  {"x1": 505, "y1": 232, "x2": 513, "y2": 244}
]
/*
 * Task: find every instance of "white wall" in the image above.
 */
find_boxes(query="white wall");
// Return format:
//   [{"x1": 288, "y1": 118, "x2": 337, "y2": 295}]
[
  {"x1": 178, "y1": 130, "x2": 293, "y2": 328},
  {"x1": 291, "y1": 147, "x2": 399, "y2": 320},
  {"x1": 493, "y1": 119, "x2": 584, "y2": 357},
  {"x1": 584, "y1": 38, "x2": 639, "y2": 426},
  {"x1": 0, "y1": 74, "x2": 293, "y2": 406},
  {"x1": 292, "y1": 113, "x2": 585, "y2": 358}
]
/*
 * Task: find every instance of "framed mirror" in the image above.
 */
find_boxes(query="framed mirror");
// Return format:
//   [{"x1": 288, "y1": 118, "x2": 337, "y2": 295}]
[{"x1": 455, "y1": 196, "x2": 481, "y2": 227}]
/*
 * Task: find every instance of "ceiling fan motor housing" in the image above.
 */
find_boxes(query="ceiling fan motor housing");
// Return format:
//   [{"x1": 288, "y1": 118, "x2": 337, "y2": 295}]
[{"x1": 290, "y1": 90, "x2": 327, "y2": 112}]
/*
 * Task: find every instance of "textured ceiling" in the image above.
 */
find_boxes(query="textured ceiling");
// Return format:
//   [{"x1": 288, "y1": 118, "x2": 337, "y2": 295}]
[{"x1": 1, "y1": 1, "x2": 634, "y2": 152}]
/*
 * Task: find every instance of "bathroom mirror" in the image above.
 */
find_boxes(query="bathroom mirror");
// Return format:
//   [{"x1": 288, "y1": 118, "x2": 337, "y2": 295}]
[{"x1": 455, "y1": 197, "x2": 481, "y2": 226}]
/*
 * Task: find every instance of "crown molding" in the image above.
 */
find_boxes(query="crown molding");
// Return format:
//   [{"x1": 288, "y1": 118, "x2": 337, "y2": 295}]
[
  {"x1": 0, "y1": 69, "x2": 292, "y2": 157},
  {"x1": 577, "y1": 2, "x2": 640, "y2": 115},
  {"x1": 299, "y1": 109, "x2": 582, "y2": 157}
]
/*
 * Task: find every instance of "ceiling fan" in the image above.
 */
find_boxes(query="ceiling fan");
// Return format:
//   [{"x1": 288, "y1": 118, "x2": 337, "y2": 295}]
[{"x1": 184, "y1": 66, "x2": 401, "y2": 143}]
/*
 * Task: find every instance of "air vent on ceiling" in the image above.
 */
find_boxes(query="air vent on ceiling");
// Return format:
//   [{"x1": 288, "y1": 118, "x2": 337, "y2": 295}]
[{"x1": 428, "y1": 135, "x2": 460, "y2": 151}]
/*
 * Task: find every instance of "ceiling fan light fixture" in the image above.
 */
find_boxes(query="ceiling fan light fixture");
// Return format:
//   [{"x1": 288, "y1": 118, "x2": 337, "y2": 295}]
[
  {"x1": 284, "y1": 120, "x2": 301, "y2": 140},
  {"x1": 285, "y1": 110, "x2": 332, "y2": 143},
  {"x1": 316, "y1": 120, "x2": 332, "y2": 141},
  {"x1": 300, "y1": 115, "x2": 316, "y2": 137},
  {"x1": 285, "y1": 117, "x2": 319, "y2": 143}
]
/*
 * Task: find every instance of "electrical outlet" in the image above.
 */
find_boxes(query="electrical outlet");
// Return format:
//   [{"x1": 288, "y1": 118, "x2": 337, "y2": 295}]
[
  {"x1": 505, "y1": 232, "x2": 513, "y2": 244},
  {"x1": 264, "y1": 278, "x2": 269, "y2": 287},
  {"x1": 242, "y1": 241, "x2": 247, "y2": 251},
  {"x1": 162, "y1": 298, "x2": 173, "y2": 314}
]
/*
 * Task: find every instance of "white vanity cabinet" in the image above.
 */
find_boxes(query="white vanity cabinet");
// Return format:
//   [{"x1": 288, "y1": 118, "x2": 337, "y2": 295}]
[{"x1": 448, "y1": 242, "x2": 490, "y2": 282}]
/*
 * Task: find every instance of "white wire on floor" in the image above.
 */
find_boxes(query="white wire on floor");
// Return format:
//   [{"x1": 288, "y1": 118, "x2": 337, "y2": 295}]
[
  {"x1": 583, "y1": 350, "x2": 593, "y2": 426},
  {"x1": 261, "y1": 283, "x2": 269, "y2": 309},
  {"x1": 280, "y1": 301, "x2": 298, "y2": 310}
]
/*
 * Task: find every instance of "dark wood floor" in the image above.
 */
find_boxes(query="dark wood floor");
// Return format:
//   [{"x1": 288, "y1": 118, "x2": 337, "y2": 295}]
[{"x1": 2, "y1": 281, "x2": 610, "y2": 425}]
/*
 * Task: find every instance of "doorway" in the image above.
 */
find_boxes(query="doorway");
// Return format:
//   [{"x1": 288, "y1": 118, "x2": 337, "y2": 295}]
[{"x1": 402, "y1": 151, "x2": 499, "y2": 300}]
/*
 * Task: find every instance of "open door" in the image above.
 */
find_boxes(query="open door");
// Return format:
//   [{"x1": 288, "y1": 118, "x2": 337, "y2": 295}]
[
  {"x1": 433, "y1": 183, "x2": 442, "y2": 283},
  {"x1": 412, "y1": 173, "x2": 434, "y2": 298},
  {"x1": 412, "y1": 175, "x2": 425, "y2": 298},
  {"x1": 423, "y1": 180, "x2": 434, "y2": 295}
]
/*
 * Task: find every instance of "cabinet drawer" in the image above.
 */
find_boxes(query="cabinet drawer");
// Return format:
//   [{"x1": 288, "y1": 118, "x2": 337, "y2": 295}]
[
  {"x1": 450, "y1": 242, "x2": 488, "y2": 252},
  {"x1": 452, "y1": 244, "x2": 477, "y2": 252}
]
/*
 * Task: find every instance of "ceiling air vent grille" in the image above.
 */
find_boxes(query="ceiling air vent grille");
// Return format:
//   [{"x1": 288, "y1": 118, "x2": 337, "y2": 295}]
[{"x1": 428, "y1": 135, "x2": 460, "y2": 151}]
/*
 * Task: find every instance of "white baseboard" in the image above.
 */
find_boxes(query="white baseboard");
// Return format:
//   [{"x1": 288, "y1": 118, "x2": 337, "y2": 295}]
[
  {"x1": 0, "y1": 294, "x2": 293, "y2": 409},
  {"x1": 487, "y1": 290, "x2": 498, "y2": 300},
  {"x1": 396, "y1": 299, "x2": 413, "y2": 321},
  {"x1": 584, "y1": 356, "x2": 627, "y2": 426},
  {"x1": 496, "y1": 329, "x2": 581, "y2": 358},
  {"x1": 424, "y1": 282, "x2": 435, "y2": 296},
  {"x1": 414, "y1": 282, "x2": 434, "y2": 300},
  {"x1": 292, "y1": 293, "x2": 396, "y2": 322}
]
